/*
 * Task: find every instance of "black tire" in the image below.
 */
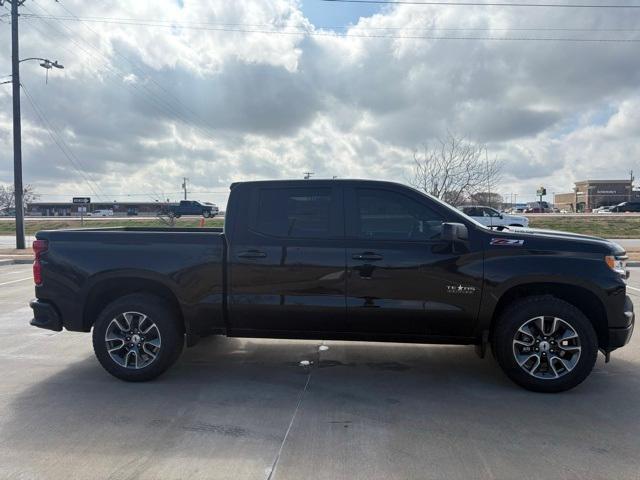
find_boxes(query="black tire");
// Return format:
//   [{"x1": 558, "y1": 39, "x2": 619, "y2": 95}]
[
  {"x1": 203, "y1": 210, "x2": 211, "y2": 218},
  {"x1": 492, "y1": 295, "x2": 598, "y2": 393},
  {"x1": 92, "y1": 294, "x2": 184, "y2": 382}
]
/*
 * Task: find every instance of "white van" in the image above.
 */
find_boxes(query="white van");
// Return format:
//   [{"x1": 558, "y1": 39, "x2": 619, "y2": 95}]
[{"x1": 90, "y1": 209, "x2": 114, "y2": 217}]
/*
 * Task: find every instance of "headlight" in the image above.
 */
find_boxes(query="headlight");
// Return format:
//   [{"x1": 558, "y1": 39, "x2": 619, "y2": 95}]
[{"x1": 605, "y1": 255, "x2": 627, "y2": 276}]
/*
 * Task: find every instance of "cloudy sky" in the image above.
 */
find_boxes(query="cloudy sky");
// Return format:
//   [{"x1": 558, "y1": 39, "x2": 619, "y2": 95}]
[{"x1": 1, "y1": 0, "x2": 639, "y2": 207}]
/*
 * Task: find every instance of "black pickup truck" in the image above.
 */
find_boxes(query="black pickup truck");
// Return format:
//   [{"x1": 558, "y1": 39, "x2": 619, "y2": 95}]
[
  {"x1": 30, "y1": 179, "x2": 634, "y2": 392},
  {"x1": 165, "y1": 200, "x2": 219, "y2": 218}
]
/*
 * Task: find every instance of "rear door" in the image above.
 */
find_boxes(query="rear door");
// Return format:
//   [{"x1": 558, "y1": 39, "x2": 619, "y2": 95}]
[
  {"x1": 227, "y1": 183, "x2": 346, "y2": 335},
  {"x1": 344, "y1": 185, "x2": 483, "y2": 338}
]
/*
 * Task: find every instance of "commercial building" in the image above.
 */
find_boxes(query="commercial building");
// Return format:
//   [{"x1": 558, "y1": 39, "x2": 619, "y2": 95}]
[
  {"x1": 27, "y1": 201, "x2": 164, "y2": 217},
  {"x1": 554, "y1": 180, "x2": 639, "y2": 212}
]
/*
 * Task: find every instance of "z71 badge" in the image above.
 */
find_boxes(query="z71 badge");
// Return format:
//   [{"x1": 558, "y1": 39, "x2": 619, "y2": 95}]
[{"x1": 490, "y1": 238, "x2": 524, "y2": 246}]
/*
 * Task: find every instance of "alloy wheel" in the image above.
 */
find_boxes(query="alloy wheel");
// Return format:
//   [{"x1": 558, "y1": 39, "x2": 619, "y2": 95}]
[
  {"x1": 105, "y1": 311, "x2": 162, "y2": 369},
  {"x1": 512, "y1": 316, "x2": 582, "y2": 380}
]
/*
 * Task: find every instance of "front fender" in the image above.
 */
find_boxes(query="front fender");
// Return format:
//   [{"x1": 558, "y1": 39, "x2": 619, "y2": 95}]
[{"x1": 476, "y1": 252, "x2": 626, "y2": 336}]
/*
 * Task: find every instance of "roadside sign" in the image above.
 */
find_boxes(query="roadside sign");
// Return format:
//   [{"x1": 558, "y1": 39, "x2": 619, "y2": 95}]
[
  {"x1": 78, "y1": 206, "x2": 87, "y2": 213},
  {"x1": 536, "y1": 188, "x2": 547, "y2": 197},
  {"x1": 73, "y1": 197, "x2": 91, "y2": 204}
]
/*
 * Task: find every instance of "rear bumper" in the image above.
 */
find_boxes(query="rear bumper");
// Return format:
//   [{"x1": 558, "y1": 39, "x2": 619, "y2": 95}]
[
  {"x1": 608, "y1": 295, "x2": 635, "y2": 351},
  {"x1": 29, "y1": 299, "x2": 63, "y2": 332}
]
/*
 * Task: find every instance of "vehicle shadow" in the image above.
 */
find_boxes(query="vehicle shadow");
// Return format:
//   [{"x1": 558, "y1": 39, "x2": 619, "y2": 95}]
[{"x1": 3, "y1": 336, "x2": 640, "y2": 479}]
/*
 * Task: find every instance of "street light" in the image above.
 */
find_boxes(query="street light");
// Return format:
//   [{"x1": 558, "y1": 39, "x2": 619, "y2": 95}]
[
  {"x1": 1, "y1": 54, "x2": 65, "y2": 249},
  {"x1": 19, "y1": 57, "x2": 64, "y2": 84}
]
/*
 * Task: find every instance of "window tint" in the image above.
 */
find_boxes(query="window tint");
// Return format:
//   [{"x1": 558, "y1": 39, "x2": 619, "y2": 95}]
[
  {"x1": 462, "y1": 207, "x2": 476, "y2": 216},
  {"x1": 356, "y1": 189, "x2": 444, "y2": 240},
  {"x1": 255, "y1": 188, "x2": 332, "y2": 238}
]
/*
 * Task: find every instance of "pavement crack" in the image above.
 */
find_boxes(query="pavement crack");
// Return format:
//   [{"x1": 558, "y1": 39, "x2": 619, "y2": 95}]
[{"x1": 265, "y1": 343, "x2": 326, "y2": 480}]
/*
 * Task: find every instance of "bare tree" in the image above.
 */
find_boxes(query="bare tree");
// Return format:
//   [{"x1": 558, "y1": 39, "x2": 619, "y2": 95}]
[
  {"x1": 469, "y1": 192, "x2": 504, "y2": 209},
  {"x1": 0, "y1": 184, "x2": 40, "y2": 211},
  {"x1": 410, "y1": 133, "x2": 502, "y2": 207}
]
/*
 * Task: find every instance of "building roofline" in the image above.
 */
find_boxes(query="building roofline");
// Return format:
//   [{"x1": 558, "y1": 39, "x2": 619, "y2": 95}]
[{"x1": 575, "y1": 180, "x2": 632, "y2": 184}]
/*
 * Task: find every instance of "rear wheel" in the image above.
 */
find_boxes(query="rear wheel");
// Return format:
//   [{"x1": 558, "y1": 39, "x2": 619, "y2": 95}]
[
  {"x1": 492, "y1": 296, "x2": 598, "y2": 392},
  {"x1": 92, "y1": 294, "x2": 184, "y2": 382}
]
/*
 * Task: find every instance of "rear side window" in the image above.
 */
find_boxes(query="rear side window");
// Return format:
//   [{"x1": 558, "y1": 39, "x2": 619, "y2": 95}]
[
  {"x1": 355, "y1": 188, "x2": 444, "y2": 240},
  {"x1": 254, "y1": 188, "x2": 332, "y2": 238}
]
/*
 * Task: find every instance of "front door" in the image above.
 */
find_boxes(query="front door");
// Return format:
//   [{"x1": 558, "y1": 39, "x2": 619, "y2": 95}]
[
  {"x1": 227, "y1": 183, "x2": 346, "y2": 335},
  {"x1": 345, "y1": 186, "x2": 483, "y2": 339}
]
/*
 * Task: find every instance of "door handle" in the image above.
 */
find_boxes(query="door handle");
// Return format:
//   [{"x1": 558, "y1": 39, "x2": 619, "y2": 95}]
[
  {"x1": 237, "y1": 250, "x2": 267, "y2": 259},
  {"x1": 352, "y1": 252, "x2": 383, "y2": 262}
]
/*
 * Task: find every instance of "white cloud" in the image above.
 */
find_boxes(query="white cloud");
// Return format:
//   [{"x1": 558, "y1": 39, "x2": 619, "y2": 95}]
[{"x1": 0, "y1": 0, "x2": 638, "y2": 207}]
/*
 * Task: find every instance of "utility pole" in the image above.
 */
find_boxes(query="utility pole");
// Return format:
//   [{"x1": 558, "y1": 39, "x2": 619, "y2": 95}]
[
  {"x1": 630, "y1": 170, "x2": 635, "y2": 202},
  {"x1": 182, "y1": 177, "x2": 188, "y2": 200},
  {"x1": 10, "y1": 0, "x2": 25, "y2": 249},
  {"x1": 3, "y1": 0, "x2": 63, "y2": 249}
]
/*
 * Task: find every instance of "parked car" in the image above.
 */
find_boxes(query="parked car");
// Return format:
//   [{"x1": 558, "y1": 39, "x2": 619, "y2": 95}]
[
  {"x1": 609, "y1": 202, "x2": 640, "y2": 213},
  {"x1": 594, "y1": 206, "x2": 613, "y2": 214},
  {"x1": 0, "y1": 208, "x2": 16, "y2": 217},
  {"x1": 30, "y1": 179, "x2": 634, "y2": 392},
  {"x1": 460, "y1": 205, "x2": 529, "y2": 228},
  {"x1": 525, "y1": 201, "x2": 551, "y2": 213},
  {"x1": 90, "y1": 209, "x2": 113, "y2": 217},
  {"x1": 167, "y1": 200, "x2": 219, "y2": 218}
]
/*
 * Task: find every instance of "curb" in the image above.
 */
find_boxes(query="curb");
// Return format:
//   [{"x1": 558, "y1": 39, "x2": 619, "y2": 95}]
[{"x1": 0, "y1": 259, "x2": 33, "y2": 266}]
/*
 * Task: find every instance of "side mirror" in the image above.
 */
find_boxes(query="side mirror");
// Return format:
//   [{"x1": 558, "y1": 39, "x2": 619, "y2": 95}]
[
  {"x1": 441, "y1": 222, "x2": 469, "y2": 241},
  {"x1": 499, "y1": 214, "x2": 504, "y2": 219}
]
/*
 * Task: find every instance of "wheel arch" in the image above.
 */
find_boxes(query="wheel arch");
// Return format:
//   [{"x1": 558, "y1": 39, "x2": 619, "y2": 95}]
[
  {"x1": 82, "y1": 276, "x2": 185, "y2": 335},
  {"x1": 489, "y1": 282, "x2": 608, "y2": 349}
]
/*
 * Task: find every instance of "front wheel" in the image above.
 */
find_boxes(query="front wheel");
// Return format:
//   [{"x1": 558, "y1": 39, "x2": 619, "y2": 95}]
[
  {"x1": 203, "y1": 210, "x2": 211, "y2": 218},
  {"x1": 92, "y1": 294, "x2": 184, "y2": 382},
  {"x1": 492, "y1": 296, "x2": 598, "y2": 392}
]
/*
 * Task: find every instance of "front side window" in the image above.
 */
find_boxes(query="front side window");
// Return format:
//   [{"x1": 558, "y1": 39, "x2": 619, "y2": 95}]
[
  {"x1": 356, "y1": 189, "x2": 444, "y2": 240},
  {"x1": 462, "y1": 207, "x2": 479, "y2": 216},
  {"x1": 255, "y1": 188, "x2": 332, "y2": 238}
]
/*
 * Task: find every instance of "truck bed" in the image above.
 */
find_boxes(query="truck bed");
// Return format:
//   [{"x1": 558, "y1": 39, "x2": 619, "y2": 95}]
[{"x1": 34, "y1": 226, "x2": 226, "y2": 342}]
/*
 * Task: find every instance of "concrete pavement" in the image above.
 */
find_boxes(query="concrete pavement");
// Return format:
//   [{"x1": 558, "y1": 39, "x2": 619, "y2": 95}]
[{"x1": 0, "y1": 264, "x2": 639, "y2": 479}]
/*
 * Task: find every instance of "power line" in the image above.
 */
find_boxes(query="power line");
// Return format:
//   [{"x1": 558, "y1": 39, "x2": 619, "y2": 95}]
[
  {"x1": 20, "y1": 83, "x2": 109, "y2": 202},
  {"x1": 16, "y1": 13, "x2": 220, "y2": 206},
  {"x1": 320, "y1": 0, "x2": 640, "y2": 7},
  {"x1": 25, "y1": 1, "x2": 223, "y2": 146},
  {"x1": 19, "y1": 13, "x2": 640, "y2": 32},
  {"x1": 20, "y1": 9, "x2": 229, "y2": 206},
  {"x1": 18, "y1": 12, "x2": 640, "y2": 42},
  {"x1": 53, "y1": 0, "x2": 217, "y2": 140}
]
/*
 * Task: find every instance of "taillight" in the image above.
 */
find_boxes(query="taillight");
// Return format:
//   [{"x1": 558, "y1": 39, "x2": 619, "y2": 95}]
[{"x1": 33, "y1": 239, "x2": 48, "y2": 285}]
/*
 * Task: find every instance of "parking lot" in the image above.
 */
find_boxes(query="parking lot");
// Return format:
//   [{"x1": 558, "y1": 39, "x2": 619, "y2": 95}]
[{"x1": 0, "y1": 263, "x2": 638, "y2": 480}]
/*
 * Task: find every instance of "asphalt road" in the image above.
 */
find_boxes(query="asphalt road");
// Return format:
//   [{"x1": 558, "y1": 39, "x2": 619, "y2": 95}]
[{"x1": 1, "y1": 264, "x2": 639, "y2": 480}]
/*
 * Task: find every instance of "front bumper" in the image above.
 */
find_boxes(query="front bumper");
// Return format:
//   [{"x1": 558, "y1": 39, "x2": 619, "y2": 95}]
[
  {"x1": 29, "y1": 299, "x2": 63, "y2": 332},
  {"x1": 608, "y1": 295, "x2": 635, "y2": 351}
]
